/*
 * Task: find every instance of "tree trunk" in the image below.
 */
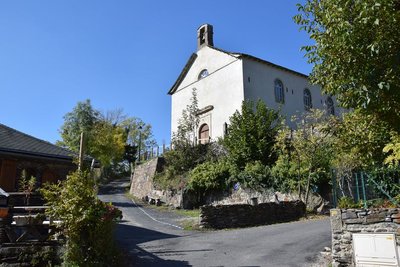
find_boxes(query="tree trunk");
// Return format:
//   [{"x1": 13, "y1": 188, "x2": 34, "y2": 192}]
[{"x1": 304, "y1": 171, "x2": 312, "y2": 217}]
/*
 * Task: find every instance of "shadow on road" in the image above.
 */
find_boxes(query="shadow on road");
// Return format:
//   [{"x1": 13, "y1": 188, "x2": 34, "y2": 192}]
[{"x1": 116, "y1": 223, "x2": 190, "y2": 266}]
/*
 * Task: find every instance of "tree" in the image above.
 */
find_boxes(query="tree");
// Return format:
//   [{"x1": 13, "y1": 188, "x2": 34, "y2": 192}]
[
  {"x1": 294, "y1": 0, "x2": 400, "y2": 131},
  {"x1": 58, "y1": 99, "x2": 100, "y2": 153},
  {"x1": 331, "y1": 110, "x2": 392, "y2": 170},
  {"x1": 172, "y1": 88, "x2": 200, "y2": 146},
  {"x1": 223, "y1": 99, "x2": 281, "y2": 170},
  {"x1": 273, "y1": 109, "x2": 334, "y2": 206},
  {"x1": 120, "y1": 117, "x2": 157, "y2": 160},
  {"x1": 89, "y1": 121, "x2": 126, "y2": 168},
  {"x1": 58, "y1": 100, "x2": 156, "y2": 177}
]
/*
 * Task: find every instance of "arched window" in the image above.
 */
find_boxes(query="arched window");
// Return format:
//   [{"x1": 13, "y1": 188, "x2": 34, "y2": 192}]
[
  {"x1": 303, "y1": 88, "x2": 312, "y2": 110},
  {"x1": 198, "y1": 69, "x2": 209, "y2": 80},
  {"x1": 198, "y1": 124, "x2": 210, "y2": 144},
  {"x1": 326, "y1": 96, "x2": 335, "y2": 115},
  {"x1": 274, "y1": 79, "x2": 284, "y2": 104}
]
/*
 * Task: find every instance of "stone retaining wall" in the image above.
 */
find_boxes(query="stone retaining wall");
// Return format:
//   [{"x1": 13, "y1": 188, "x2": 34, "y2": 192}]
[
  {"x1": 0, "y1": 242, "x2": 62, "y2": 266},
  {"x1": 330, "y1": 208, "x2": 400, "y2": 266},
  {"x1": 200, "y1": 200, "x2": 306, "y2": 229}
]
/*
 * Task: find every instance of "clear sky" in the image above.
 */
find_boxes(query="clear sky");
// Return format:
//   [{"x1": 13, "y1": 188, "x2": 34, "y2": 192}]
[{"x1": 0, "y1": 0, "x2": 311, "y2": 147}]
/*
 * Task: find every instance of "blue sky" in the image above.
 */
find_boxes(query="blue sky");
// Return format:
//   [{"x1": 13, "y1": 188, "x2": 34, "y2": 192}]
[{"x1": 0, "y1": 0, "x2": 311, "y2": 146}]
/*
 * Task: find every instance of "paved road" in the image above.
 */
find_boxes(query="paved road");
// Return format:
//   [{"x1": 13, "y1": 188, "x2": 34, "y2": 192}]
[{"x1": 99, "y1": 179, "x2": 331, "y2": 267}]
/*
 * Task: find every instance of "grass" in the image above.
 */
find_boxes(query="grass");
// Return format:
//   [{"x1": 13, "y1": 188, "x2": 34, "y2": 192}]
[{"x1": 125, "y1": 192, "x2": 202, "y2": 230}]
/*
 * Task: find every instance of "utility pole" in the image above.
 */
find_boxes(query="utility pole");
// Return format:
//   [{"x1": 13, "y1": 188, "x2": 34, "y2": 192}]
[{"x1": 78, "y1": 132, "x2": 85, "y2": 171}]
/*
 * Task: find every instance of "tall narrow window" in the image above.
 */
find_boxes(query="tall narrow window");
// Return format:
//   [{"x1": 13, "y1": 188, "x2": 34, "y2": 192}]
[
  {"x1": 326, "y1": 96, "x2": 335, "y2": 115},
  {"x1": 303, "y1": 88, "x2": 312, "y2": 110},
  {"x1": 199, "y1": 124, "x2": 210, "y2": 144},
  {"x1": 274, "y1": 79, "x2": 284, "y2": 104}
]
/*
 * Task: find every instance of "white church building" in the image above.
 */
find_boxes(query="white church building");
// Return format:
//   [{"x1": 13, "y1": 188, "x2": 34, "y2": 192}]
[{"x1": 168, "y1": 24, "x2": 342, "y2": 144}]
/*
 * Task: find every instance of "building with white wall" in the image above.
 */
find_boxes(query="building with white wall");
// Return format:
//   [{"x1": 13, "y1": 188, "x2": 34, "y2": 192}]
[{"x1": 168, "y1": 24, "x2": 342, "y2": 143}]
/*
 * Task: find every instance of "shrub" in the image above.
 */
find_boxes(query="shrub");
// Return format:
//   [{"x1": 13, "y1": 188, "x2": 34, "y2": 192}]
[
  {"x1": 231, "y1": 161, "x2": 274, "y2": 190},
  {"x1": 41, "y1": 170, "x2": 122, "y2": 266},
  {"x1": 187, "y1": 160, "x2": 231, "y2": 195}
]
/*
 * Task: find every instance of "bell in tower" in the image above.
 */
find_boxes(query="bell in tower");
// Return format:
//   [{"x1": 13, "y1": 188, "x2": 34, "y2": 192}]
[{"x1": 197, "y1": 24, "x2": 214, "y2": 50}]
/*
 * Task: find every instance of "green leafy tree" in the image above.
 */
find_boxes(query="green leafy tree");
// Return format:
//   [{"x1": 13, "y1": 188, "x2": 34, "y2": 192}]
[
  {"x1": 383, "y1": 133, "x2": 400, "y2": 167},
  {"x1": 58, "y1": 101, "x2": 156, "y2": 179},
  {"x1": 273, "y1": 109, "x2": 334, "y2": 206},
  {"x1": 172, "y1": 88, "x2": 200, "y2": 146},
  {"x1": 223, "y1": 99, "x2": 281, "y2": 170},
  {"x1": 331, "y1": 110, "x2": 392, "y2": 171},
  {"x1": 120, "y1": 117, "x2": 157, "y2": 160},
  {"x1": 89, "y1": 121, "x2": 127, "y2": 168},
  {"x1": 58, "y1": 99, "x2": 100, "y2": 153},
  {"x1": 294, "y1": 0, "x2": 400, "y2": 131}
]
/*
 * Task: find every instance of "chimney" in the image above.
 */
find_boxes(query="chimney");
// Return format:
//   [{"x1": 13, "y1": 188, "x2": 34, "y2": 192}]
[{"x1": 197, "y1": 24, "x2": 214, "y2": 50}]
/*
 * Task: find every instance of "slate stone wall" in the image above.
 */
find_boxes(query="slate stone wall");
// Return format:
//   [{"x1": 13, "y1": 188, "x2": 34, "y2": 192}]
[
  {"x1": 200, "y1": 200, "x2": 306, "y2": 229},
  {"x1": 330, "y1": 208, "x2": 400, "y2": 267},
  {"x1": 0, "y1": 242, "x2": 62, "y2": 266}
]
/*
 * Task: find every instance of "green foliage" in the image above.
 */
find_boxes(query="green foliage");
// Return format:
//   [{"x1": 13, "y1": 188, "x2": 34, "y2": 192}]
[
  {"x1": 294, "y1": 0, "x2": 400, "y2": 131},
  {"x1": 40, "y1": 171, "x2": 122, "y2": 266},
  {"x1": 338, "y1": 196, "x2": 362, "y2": 209},
  {"x1": 331, "y1": 111, "x2": 392, "y2": 174},
  {"x1": 273, "y1": 109, "x2": 334, "y2": 203},
  {"x1": 120, "y1": 116, "x2": 157, "y2": 157},
  {"x1": 223, "y1": 99, "x2": 281, "y2": 170},
  {"x1": 383, "y1": 133, "x2": 400, "y2": 167},
  {"x1": 231, "y1": 161, "x2": 273, "y2": 191},
  {"x1": 19, "y1": 170, "x2": 37, "y2": 205},
  {"x1": 187, "y1": 160, "x2": 231, "y2": 195},
  {"x1": 58, "y1": 99, "x2": 100, "y2": 153},
  {"x1": 89, "y1": 121, "x2": 127, "y2": 168},
  {"x1": 58, "y1": 100, "x2": 156, "y2": 178},
  {"x1": 172, "y1": 88, "x2": 200, "y2": 145}
]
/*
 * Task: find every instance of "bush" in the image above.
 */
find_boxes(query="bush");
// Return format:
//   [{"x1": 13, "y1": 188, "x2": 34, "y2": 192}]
[
  {"x1": 41, "y1": 170, "x2": 122, "y2": 266},
  {"x1": 187, "y1": 160, "x2": 232, "y2": 195},
  {"x1": 231, "y1": 161, "x2": 273, "y2": 190},
  {"x1": 338, "y1": 196, "x2": 363, "y2": 209}
]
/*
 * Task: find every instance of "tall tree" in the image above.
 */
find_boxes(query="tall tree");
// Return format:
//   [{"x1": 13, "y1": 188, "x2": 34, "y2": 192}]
[
  {"x1": 223, "y1": 99, "x2": 281, "y2": 170},
  {"x1": 294, "y1": 0, "x2": 400, "y2": 130},
  {"x1": 58, "y1": 101, "x2": 156, "y2": 174},
  {"x1": 58, "y1": 99, "x2": 100, "y2": 154},
  {"x1": 172, "y1": 88, "x2": 200, "y2": 146}
]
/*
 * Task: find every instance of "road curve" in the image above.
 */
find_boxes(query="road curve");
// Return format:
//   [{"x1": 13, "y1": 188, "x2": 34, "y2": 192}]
[{"x1": 99, "y1": 179, "x2": 331, "y2": 267}]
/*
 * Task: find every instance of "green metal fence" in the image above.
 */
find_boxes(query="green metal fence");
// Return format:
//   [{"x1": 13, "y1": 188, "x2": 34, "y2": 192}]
[{"x1": 331, "y1": 167, "x2": 400, "y2": 208}]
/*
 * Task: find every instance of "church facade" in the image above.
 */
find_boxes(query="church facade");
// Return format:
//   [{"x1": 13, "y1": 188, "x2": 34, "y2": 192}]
[{"x1": 168, "y1": 24, "x2": 343, "y2": 143}]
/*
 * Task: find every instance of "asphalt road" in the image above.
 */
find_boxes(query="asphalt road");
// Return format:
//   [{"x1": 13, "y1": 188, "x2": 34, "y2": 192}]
[{"x1": 99, "y1": 179, "x2": 331, "y2": 267}]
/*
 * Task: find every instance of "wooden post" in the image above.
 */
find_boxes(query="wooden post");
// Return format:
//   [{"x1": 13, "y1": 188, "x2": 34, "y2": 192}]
[{"x1": 78, "y1": 132, "x2": 85, "y2": 171}]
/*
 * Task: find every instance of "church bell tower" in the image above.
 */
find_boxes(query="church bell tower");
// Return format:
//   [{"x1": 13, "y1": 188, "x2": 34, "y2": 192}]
[{"x1": 197, "y1": 24, "x2": 214, "y2": 50}]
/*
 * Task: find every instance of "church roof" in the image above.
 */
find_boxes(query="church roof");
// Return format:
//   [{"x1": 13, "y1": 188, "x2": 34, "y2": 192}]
[
  {"x1": 168, "y1": 45, "x2": 309, "y2": 95},
  {"x1": 0, "y1": 123, "x2": 74, "y2": 161}
]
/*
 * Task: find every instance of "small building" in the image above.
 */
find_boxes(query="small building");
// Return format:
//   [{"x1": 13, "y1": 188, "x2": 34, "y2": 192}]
[
  {"x1": 0, "y1": 123, "x2": 76, "y2": 191},
  {"x1": 168, "y1": 24, "x2": 344, "y2": 143}
]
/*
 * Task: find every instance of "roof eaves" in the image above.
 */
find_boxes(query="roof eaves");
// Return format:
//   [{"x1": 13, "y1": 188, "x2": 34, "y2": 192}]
[
  {"x1": 208, "y1": 46, "x2": 308, "y2": 78},
  {"x1": 238, "y1": 53, "x2": 309, "y2": 78},
  {"x1": 167, "y1": 53, "x2": 198, "y2": 95},
  {"x1": 0, "y1": 148, "x2": 74, "y2": 162}
]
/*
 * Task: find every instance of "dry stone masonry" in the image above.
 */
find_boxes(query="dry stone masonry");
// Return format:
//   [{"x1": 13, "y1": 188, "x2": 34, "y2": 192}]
[
  {"x1": 330, "y1": 208, "x2": 400, "y2": 266},
  {"x1": 200, "y1": 200, "x2": 306, "y2": 229}
]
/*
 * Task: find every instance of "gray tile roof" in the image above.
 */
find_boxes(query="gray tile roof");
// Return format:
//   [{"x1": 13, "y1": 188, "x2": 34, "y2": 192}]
[{"x1": 0, "y1": 123, "x2": 74, "y2": 160}]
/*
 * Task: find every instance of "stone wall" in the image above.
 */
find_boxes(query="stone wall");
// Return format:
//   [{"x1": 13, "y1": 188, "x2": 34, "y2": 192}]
[
  {"x1": 200, "y1": 200, "x2": 306, "y2": 229},
  {"x1": 330, "y1": 208, "x2": 400, "y2": 266},
  {"x1": 129, "y1": 158, "x2": 183, "y2": 208},
  {"x1": 0, "y1": 242, "x2": 62, "y2": 266},
  {"x1": 205, "y1": 188, "x2": 327, "y2": 212}
]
